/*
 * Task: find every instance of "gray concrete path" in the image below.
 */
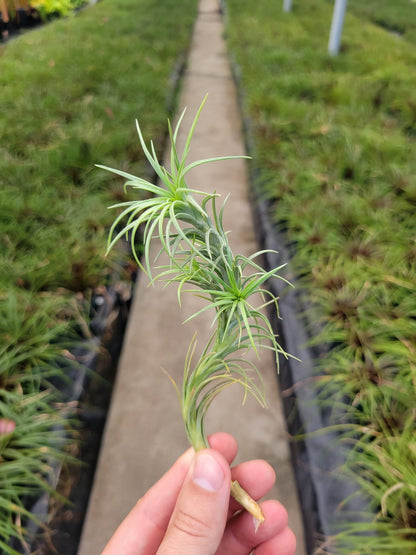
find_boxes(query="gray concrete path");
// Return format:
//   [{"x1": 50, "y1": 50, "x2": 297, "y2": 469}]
[{"x1": 78, "y1": 1, "x2": 306, "y2": 553}]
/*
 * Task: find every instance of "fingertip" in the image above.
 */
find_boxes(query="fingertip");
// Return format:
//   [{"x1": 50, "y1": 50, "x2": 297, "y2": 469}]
[
  {"x1": 260, "y1": 499, "x2": 289, "y2": 532},
  {"x1": 255, "y1": 525, "x2": 297, "y2": 555},
  {"x1": 221, "y1": 499, "x2": 290, "y2": 552},
  {"x1": 207, "y1": 432, "x2": 238, "y2": 464},
  {"x1": 232, "y1": 459, "x2": 276, "y2": 489},
  {"x1": 228, "y1": 459, "x2": 276, "y2": 517},
  {"x1": 254, "y1": 459, "x2": 276, "y2": 488},
  {"x1": 282, "y1": 526, "x2": 297, "y2": 555}
]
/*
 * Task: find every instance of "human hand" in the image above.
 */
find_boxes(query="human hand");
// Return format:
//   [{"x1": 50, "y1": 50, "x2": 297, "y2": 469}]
[{"x1": 102, "y1": 432, "x2": 296, "y2": 554}]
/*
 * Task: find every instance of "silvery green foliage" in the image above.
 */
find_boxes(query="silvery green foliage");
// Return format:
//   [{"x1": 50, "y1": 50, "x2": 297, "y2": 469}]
[{"x1": 101, "y1": 98, "x2": 289, "y2": 450}]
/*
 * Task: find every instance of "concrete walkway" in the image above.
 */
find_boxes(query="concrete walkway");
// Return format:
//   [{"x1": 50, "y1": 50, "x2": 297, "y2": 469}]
[{"x1": 78, "y1": 1, "x2": 306, "y2": 553}]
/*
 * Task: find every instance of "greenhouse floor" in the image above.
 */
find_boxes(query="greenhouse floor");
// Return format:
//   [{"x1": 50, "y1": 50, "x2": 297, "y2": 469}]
[{"x1": 77, "y1": 1, "x2": 306, "y2": 553}]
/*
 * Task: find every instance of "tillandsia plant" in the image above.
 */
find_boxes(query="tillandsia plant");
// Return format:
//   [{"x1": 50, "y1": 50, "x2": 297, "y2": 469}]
[{"x1": 100, "y1": 98, "x2": 290, "y2": 523}]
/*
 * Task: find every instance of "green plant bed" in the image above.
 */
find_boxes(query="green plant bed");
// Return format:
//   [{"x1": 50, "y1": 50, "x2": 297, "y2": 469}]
[
  {"x1": 8, "y1": 285, "x2": 131, "y2": 554},
  {"x1": 30, "y1": 0, "x2": 87, "y2": 22},
  {"x1": 0, "y1": 0, "x2": 198, "y2": 549},
  {"x1": 224, "y1": 0, "x2": 416, "y2": 553},
  {"x1": 342, "y1": 0, "x2": 416, "y2": 45}
]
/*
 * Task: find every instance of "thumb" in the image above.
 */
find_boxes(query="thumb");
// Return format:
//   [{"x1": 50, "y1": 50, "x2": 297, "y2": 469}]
[{"x1": 157, "y1": 449, "x2": 231, "y2": 554}]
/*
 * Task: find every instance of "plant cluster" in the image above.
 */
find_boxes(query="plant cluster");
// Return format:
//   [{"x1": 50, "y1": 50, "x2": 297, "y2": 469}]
[
  {"x1": 0, "y1": 292, "x2": 75, "y2": 553},
  {"x1": 345, "y1": 0, "x2": 416, "y2": 44},
  {"x1": 0, "y1": 0, "x2": 198, "y2": 548},
  {"x1": 224, "y1": 0, "x2": 416, "y2": 552},
  {"x1": 104, "y1": 98, "x2": 289, "y2": 520},
  {"x1": 29, "y1": 0, "x2": 86, "y2": 21}
]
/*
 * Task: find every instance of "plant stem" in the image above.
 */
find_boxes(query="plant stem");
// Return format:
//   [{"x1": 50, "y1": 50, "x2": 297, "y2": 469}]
[
  {"x1": 190, "y1": 434, "x2": 265, "y2": 524},
  {"x1": 231, "y1": 480, "x2": 265, "y2": 525}
]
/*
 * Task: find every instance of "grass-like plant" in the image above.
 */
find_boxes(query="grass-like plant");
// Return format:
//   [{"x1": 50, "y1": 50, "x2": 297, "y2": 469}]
[
  {"x1": 102, "y1": 97, "x2": 289, "y2": 522},
  {"x1": 0, "y1": 0, "x2": 199, "y2": 547},
  {"x1": 0, "y1": 290, "x2": 78, "y2": 552},
  {"x1": 0, "y1": 388, "x2": 73, "y2": 555},
  {"x1": 345, "y1": 0, "x2": 416, "y2": 45},
  {"x1": 224, "y1": 0, "x2": 416, "y2": 550}
]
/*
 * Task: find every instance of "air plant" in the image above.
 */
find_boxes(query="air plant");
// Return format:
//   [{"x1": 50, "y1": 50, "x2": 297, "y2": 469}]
[{"x1": 100, "y1": 97, "x2": 290, "y2": 523}]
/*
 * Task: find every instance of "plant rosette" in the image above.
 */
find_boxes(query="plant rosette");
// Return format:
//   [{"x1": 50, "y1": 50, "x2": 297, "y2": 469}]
[{"x1": 101, "y1": 97, "x2": 291, "y2": 523}]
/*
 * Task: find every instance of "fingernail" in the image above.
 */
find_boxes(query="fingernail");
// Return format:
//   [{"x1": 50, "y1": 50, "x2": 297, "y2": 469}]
[{"x1": 192, "y1": 451, "x2": 225, "y2": 492}]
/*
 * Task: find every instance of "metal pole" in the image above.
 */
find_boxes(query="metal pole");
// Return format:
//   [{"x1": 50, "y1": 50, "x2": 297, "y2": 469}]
[
  {"x1": 283, "y1": 0, "x2": 292, "y2": 13},
  {"x1": 328, "y1": 0, "x2": 348, "y2": 55}
]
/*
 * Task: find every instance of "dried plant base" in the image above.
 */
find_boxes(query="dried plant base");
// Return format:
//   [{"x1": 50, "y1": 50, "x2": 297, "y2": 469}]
[{"x1": 230, "y1": 479, "x2": 264, "y2": 529}]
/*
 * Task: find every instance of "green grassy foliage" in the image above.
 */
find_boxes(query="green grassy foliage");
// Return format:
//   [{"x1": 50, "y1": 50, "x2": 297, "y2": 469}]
[
  {"x1": 0, "y1": 0, "x2": 197, "y2": 547},
  {"x1": 29, "y1": 0, "x2": 86, "y2": 21},
  {"x1": 224, "y1": 0, "x2": 416, "y2": 552},
  {"x1": 346, "y1": 0, "x2": 416, "y2": 44}
]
